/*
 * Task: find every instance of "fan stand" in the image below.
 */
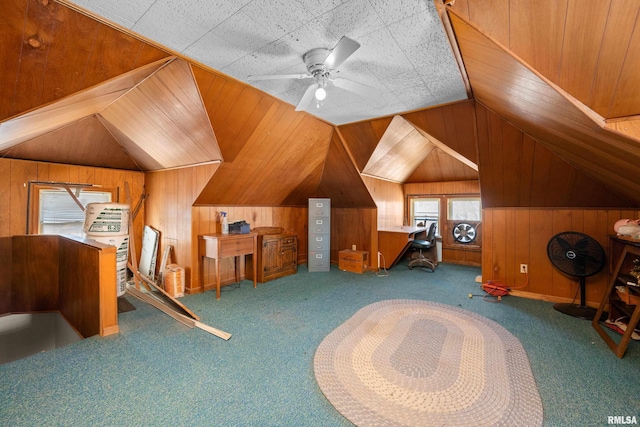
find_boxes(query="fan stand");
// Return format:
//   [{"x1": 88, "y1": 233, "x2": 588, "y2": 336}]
[{"x1": 553, "y1": 276, "x2": 606, "y2": 321}]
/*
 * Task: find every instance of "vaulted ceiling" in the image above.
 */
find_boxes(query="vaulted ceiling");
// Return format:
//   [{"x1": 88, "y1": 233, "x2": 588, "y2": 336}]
[
  {"x1": 0, "y1": 0, "x2": 639, "y2": 209},
  {"x1": 63, "y1": 0, "x2": 468, "y2": 125}
]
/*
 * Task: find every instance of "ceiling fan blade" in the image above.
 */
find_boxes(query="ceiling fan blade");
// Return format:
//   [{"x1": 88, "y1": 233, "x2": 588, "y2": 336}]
[
  {"x1": 247, "y1": 73, "x2": 311, "y2": 81},
  {"x1": 332, "y1": 78, "x2": 379, "y2": 98},
  {"x1": 295, "y1": 84, "x2": 317, "y2": 111},
  {"x1": 323, "y1": 36, "x2": 360, "y2": 70}
]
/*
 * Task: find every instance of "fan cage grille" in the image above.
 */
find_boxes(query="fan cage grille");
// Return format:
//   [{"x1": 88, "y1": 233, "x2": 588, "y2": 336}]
[{"x1": 546, "y1": 231, "x2": 606, "y2": 277}]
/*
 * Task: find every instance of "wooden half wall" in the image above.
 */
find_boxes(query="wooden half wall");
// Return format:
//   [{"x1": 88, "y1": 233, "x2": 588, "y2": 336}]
[{"x1": 0, "y1": 235, "x2": 118, "y2": 338}]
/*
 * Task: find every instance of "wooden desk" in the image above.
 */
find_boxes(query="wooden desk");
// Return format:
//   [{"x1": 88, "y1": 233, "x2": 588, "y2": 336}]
[
  {"x1": 378, "y1": 226, "x2": 427, "y2": 269},
  {"x1": 198, "y1": 233, "x2": 258, "y2": 299}
]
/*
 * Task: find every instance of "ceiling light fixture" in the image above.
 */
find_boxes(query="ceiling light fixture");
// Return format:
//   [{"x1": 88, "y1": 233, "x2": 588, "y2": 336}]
[{"x1": 315, "y1": 87, "x2": 327, "y2": 101}]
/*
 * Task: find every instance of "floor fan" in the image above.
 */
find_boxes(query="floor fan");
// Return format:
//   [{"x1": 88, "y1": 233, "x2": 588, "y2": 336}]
[{"x1": 546, "y1": 231, "x2": 606, "y2": 320}]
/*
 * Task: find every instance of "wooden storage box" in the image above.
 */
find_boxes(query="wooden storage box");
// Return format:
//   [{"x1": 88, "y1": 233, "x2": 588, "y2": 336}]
[{"x1": 339, "y1": 249, "x2": 369, "y2": 274}]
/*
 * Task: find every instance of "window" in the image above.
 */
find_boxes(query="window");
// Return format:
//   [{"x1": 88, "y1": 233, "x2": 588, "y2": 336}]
[
  {"x1": 410, "y1": 197, "x2": 440, "y2": 235},
  {"x1": 29, "y1": 183, "x2": 115, "y2": 236},
  {"x1": 447, "y1": 197, "x2": 481, "y2": 221}
]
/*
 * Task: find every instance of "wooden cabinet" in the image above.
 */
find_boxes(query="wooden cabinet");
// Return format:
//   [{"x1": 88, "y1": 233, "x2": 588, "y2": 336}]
[
  {"x1": 592, "y1": 236, "x2": 640, "y2": 357},
  {"x1": 247, "y1": 229, "x2": 297, "y2": 283}
]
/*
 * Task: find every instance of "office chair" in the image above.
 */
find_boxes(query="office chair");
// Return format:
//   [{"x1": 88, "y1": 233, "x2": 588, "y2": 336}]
[{"x1": 408, "y1": 222, "x2": 437, "y2": 272}]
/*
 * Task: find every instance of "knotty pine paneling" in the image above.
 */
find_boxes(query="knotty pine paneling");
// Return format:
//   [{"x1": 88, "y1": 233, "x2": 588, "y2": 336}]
[
  {"x1": 0, "y1": 0, "x2": 169, "y2": 121},
  {"x1": 482, "y1": 208, "x2": 640, "y2": 306},
  {"x1": 446, "y1": 1, "x2": 640, "y2": 119},
  {"x1": 0, "y1": 158, "x2": 145, "y2": 259}
]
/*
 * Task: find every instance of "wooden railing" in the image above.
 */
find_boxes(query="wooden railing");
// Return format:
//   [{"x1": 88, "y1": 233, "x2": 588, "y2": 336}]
[{"x1": 0, "y1": 235, "x2": 118, "y2": 338}]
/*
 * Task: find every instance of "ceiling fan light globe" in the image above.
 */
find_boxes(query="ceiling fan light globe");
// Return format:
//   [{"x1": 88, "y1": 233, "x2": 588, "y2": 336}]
[{"x1": 315, "y1": 87, "x2": 327, "y2": 101}]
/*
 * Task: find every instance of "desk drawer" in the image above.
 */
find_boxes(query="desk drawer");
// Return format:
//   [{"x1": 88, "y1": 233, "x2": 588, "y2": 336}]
[{"x1": 219, "y1": 236, "x2": 254, "y2": 258}]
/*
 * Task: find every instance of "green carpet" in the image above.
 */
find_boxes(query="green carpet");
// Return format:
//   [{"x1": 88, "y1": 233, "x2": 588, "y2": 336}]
[{"x1": 0, "y1": 262, "x2": 638, "y2": 426}]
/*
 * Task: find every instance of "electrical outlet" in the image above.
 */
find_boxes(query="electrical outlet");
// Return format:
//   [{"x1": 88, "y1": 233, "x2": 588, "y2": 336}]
[{"x1": 520, "y1": 264, "x2": 528, "y2": 274}]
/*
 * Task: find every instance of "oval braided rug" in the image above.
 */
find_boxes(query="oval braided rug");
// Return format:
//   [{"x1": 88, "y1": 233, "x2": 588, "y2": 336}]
[{"x1": 314, "y1": 300, "x2": 543, "y2": 426}]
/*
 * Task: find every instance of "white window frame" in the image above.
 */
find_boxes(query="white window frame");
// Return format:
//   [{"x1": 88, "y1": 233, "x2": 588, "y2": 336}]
[
  {"x1": 409, "y1": 196, "x2": 440, "y2": 236},
  {"x1": 447, "y1": 196, "x2": 482, "y2": 221},
  {"x1": 28, "y1": 182, "x2": 117, "y2": 236}
]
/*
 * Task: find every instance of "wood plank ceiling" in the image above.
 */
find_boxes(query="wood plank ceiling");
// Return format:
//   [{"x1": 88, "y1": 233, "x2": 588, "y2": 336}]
[
  {"x1": 1, "y1": 0, "x2": 639, "y2": 210},
  {"x1": 0, "y1": 57, "x2": 223, "y2": 171},
  {"x1": 447, "y1": 0, "x2": 640, "y2": 120},
  {"x1": 448, "y1": 10, "x2": 640, "y2": 206}
]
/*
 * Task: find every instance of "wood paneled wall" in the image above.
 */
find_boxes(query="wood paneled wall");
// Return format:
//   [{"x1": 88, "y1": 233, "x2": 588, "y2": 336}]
[
  {"x1": 475, "y1": 103, "x2": 635, "y2": 209},
  {"x1": 191, "y1": 205, "x2": 377, "y2": 292},
  {"x1": 145, "y1": 163, "x2": 311, "y2": 293},
  {"x1": 404, "y1": 180, "x2": 482, "y2": 266},
  {"x1": 482, "y1": 208, "x2": 640, "y2": 306},
  {"x1": 144, "y1": 164, "x2": 218, "y2": 289},
  {"x1": 403, "y1": 100, "x2": 478, "y2": 165},
  {"x1": 450, "y1": 12, "x2": 640, "y2": 207},
  {"x1": 192, "y1": 67, "x2": 347, "y2": 207},
  {"x1": 191, "y1": 206, "x2": 308, "y2": 294},
  {"x1": 146, "y1": 162, "x2": 378, "y2": 294},
  {"x1": 0, "y1": 158, "x2": 145, "y2": 258},
  {"x1": 447, "y1": 0, "x2": 640, "y2": 119},
  {"x1": 331, "y1": 208, "x2": 378, "y2": 268},
  {"x1": 362, "y1": 176, "x2": 404, "y2": 229}
]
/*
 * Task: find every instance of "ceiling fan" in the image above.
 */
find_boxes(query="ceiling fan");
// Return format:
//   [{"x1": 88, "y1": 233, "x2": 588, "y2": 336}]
[{"x1": 247, "y1": 36, "x2": 379, "y2": 111}]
